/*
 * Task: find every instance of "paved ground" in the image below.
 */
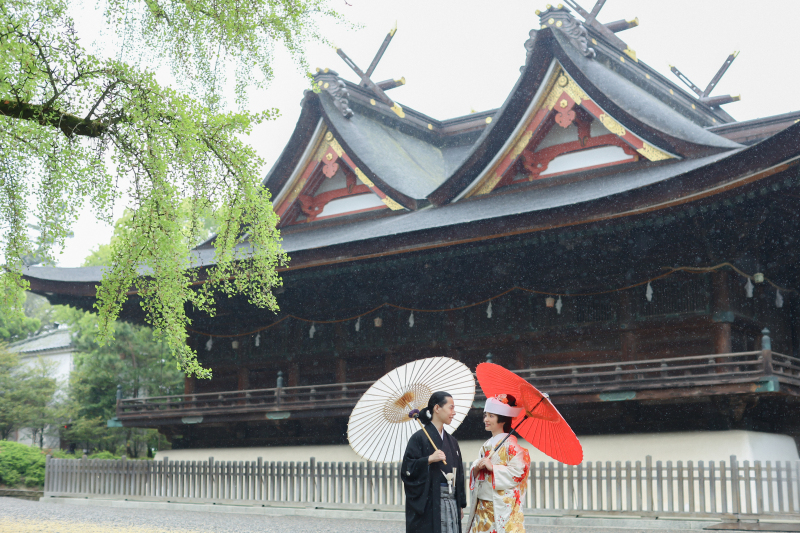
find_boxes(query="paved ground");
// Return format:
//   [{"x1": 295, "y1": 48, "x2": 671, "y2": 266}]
[{"x1": 0, "y1": 498, "x2": 406, "y2": 533}]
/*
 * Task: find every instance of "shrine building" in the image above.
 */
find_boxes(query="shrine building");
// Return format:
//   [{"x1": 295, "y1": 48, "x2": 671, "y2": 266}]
[{"x1": 26, "y1": 5, "x2": 800, "y2": 462}]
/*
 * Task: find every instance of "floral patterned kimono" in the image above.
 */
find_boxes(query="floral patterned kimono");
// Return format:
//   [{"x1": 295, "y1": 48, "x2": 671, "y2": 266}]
[{"x1": 466, "y1": 433, "x2": 530, "y2": 533}]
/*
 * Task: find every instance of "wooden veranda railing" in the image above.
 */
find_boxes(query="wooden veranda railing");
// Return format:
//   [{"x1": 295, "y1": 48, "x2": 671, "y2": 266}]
[
  {"x1": 44, "y1": 455, "x2": 800, "y2": 519},
  {"x1": 116, "y1": 349, "x2": 800, "y2": 421}
]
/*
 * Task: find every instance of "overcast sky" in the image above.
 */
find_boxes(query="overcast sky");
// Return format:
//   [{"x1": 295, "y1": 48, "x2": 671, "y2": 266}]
[{"x1": 56, "y1": 0, "x2": 800, "y2": 267}]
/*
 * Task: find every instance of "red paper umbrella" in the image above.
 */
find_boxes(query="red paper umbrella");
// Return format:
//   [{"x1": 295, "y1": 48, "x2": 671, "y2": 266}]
[{"x1": 476, "y1": 362, "x2": 583, "y2": 465}]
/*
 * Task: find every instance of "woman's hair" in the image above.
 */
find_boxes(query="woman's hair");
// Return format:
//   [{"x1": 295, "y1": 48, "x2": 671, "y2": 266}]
[
  {"x1": 419, "y1": 391, "x2": 452, "y2": 422},
  {"x1": 493, "y1": 394, "x2": 518, "y2": 434}
]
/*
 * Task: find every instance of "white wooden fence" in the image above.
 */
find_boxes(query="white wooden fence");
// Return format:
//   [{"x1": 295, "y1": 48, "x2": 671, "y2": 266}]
[{"x1": 44, "y1": 455, "x2": 800, "y2": 518}]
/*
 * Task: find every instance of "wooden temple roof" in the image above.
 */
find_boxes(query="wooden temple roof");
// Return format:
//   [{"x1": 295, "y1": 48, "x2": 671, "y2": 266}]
[{"x1": 23, "y1": 6, "x2": 800, "y2": 311}]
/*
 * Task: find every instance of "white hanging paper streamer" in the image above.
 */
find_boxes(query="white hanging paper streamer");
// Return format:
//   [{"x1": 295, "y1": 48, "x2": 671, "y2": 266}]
[
  {"x1": 408, "y1": 312, "x2": 415, "y2": 328},
  {"x1": 205, "y1": 337, "x2": 213, "y2": 351},
  {"x1": 555, "y1": 296, "x2": 563, "y2": 315},
  {"x1": 486, "y1": 301, "x2": 493, "y2": 319},
  {"x1": 355, "y1": 317, "x2": 361, "y2": 332},
  {"x1": 646, "y1": 282, "x2": 653, "y2": 302},
  {"x1": 309, "y1": 323, "x2": 316, "y2": 339},
  {"x1": 745, "y1": 278, "x2": 754, "y2": 298},
  {"x1": 255, "y1": 333, "x2": 260, "y2": 347},
  {"x1": 776, "y1": 289, "x2": 784, "y2": 308}
]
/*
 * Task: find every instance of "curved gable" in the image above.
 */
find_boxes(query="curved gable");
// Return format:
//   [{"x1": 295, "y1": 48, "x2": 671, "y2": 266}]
[
  {"x1": 274, "y1": 126, "x2": 404, "y2": 227},
  {"x1": 461, "y1": 65, "x2": 675, "y2": 198}
]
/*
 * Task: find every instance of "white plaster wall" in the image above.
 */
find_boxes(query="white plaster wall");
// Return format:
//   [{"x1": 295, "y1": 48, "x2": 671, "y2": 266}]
[
  {"x1": 21, "y1": 351, "x2": 73, "y2": 386},
  {"x1": 539, "y1": 145, "x2": 634, "y2": 176},
  {"x1": 156, "y1": 430, "x2": 798, "y2": 465},
  {"x1": 319, "y1": 193, "x2": 385, "y2": 217}
]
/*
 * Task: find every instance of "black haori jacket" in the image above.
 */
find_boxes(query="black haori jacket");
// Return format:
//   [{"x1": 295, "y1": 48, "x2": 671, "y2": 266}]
[{"x1": 401, "y1": 423, "x2": 466, "y2": 533}]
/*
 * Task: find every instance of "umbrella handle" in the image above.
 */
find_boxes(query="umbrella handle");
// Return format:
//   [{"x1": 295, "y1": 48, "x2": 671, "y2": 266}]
[{"x1": 417, "y1": 419, "x2": 447, "y2": 466}]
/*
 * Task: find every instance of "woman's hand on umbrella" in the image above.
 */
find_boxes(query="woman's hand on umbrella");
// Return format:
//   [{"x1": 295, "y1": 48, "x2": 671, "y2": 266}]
[
  {"x1": 478, "y1": 458, "x2": 493, "y2": 472},
  {"x1": 428, "y1": 450, "x2": 447, "y2": 464}
]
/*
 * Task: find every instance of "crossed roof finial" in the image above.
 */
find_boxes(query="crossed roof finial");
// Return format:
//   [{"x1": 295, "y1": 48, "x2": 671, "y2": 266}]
[{"x1": 336, "y1": 23, "x2": 406, "y2": 118}]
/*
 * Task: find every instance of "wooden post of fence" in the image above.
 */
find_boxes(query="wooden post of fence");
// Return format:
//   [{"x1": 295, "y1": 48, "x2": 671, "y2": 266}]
[
  {"x1": 787, "y1": 461, "x2": 796, "y2": 513},
  {"x1": 548, "y1": 462, "x2": 555, "y2": 510},
  {"x1": 44, "y1": 455, "x2": 51, "y2": 493},
  {"x1": 586, "y1": 462, "x2": 593, "y2": 511},
  {"x1": 539, "y1": 462, "x2": 546, "y2": 510},
  {"x1": 646, "y1": 456, "x2": 653, "y2": 512},
  {"x1": 687, "y1": 461, "x2": 695, "y2": 513},
  {"x1": 80, "y1": 454, "x2": 87, "y2": 495},
  {"x1": 616, "y1": 461, "x2": 622, "y2": 511},
  {"x1": 776, "y1": 460, "x2": 785, "y2": 513},
  {"x1": 310, "y1": 458, "x2": 317, "y2": 503},
  {"x1": 567, "y1": 465, "x2": 575, "y2": 509},
  {"x1": 575, "y1": 463, "x2": 582, "y2": 511},
  {"x1": 796, "y1": 462, "x2": 800, "y2": 514},
  {"x1": 161, "y1": 457, "x2": 168, "y2": 498},
  {"x1": 720, "y1": 460, "x2": 728, "y2": 514},
  {"x1": 730, "y1": 456, "x2": 740, "y2": 515},
  {"x1": 755, "y1": 461, "x2": 764, "y2": 514},
  {"x1": 621, "y1": 461, "x2": 630, "y2": 512},
  {"x1": 208, "y1": 457, "x2": 214, "y2": 501},
  {"x1": 667, "y1": 461, "x2": 674, "y2": 513},
  {"x1": 635, "y1": 460, "x2": 642, "y2": 512},
  {"x1": 709, "y1": 461, "x2": 717, "y2": 513}
]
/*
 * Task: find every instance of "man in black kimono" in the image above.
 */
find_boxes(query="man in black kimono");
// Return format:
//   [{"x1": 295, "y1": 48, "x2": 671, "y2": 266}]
[{"x1": 401, "y1": 392, "x2": 467, "y2": 533}]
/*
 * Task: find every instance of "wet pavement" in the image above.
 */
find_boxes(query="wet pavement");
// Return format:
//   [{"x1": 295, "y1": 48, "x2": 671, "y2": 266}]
[{"x1": 0, "y1": 497, "x2": 406, "y2": 533}]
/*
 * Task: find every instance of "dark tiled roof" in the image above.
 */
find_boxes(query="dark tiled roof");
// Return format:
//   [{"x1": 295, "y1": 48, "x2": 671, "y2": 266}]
[{"x1": 7, "y1": 328, "x2": 73, "y2": 354}]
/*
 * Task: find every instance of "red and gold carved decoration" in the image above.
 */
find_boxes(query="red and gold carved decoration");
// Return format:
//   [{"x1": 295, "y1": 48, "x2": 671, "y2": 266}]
[
  {"x1": 517, "y1": 134, "x2": 638, "y2": 182},
  {"x1": 468, "y1": 68, "x2": 673, "y2": 197},
  {"x1": 275, "y1": 130, "x2": 404, "y2": 226}
]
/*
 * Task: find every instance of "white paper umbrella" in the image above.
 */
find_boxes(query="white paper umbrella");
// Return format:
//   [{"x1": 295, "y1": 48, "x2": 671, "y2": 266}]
[{"x1": 347, "y1": 357, "x2": 475, "y2": 463}]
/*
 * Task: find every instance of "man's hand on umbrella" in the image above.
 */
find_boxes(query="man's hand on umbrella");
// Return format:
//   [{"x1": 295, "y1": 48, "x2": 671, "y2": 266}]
[{"x1": 428, "y1": 450, "x2": 447, "y2": 464}]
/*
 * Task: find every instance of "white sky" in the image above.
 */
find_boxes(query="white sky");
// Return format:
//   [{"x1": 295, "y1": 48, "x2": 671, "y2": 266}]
[{"x1": 56, "y1": 0, "x2": 800, "y2": 267}]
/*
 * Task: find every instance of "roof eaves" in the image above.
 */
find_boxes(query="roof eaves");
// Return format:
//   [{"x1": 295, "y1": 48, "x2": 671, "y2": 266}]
[
  {"x1": 551, "y1": 31, "x2": 741, "y2": 157},
  {"x1": 426, "y1": 29, "x2": 559, "y2": 205},
  {"x1": 584, "y1": 26, "x2": 734, "y2": 127}
]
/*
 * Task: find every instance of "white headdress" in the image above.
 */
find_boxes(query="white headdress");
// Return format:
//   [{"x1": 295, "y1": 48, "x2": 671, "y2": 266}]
[{"x1": 484, "y1": 394, "x2": 523, "y2": 418}]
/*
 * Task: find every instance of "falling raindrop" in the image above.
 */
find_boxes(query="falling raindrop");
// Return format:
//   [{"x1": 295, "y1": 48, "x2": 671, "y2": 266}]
[
  {"x1": 646, "y1": 282, "x2": 653, "y2": 302},
  {"x1": 205, "y1": 337, "x2": 213, "y2": 351},
  {"x1": 255, "y1": 333, "x2": 261, "y2": 347},
  {"x1": 555, "y1": 296, "x2": 563, "y2": 315},
  {"x1": 309, "y1": 323, "x2": 316, "y2": 338},
  {"x1": 745, "y1": 278, "x2": 754, "y2": 298},
  {"x1": 776, "y1": 289, "x2": 784, "y2": 308},
  {"x1": 408, "y1": 312, "x2": 415, "y2": 328},
  {"x1": 355, "y1": 317, "x2": 361, "y2": 332},
  {"x1": 486, "y1": 301, "x2": 493, "y2": 319}
]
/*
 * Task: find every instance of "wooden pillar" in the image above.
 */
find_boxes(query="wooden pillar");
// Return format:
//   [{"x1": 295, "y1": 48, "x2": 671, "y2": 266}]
[
  {"x1": 384, "y1": 352, "x2": 396, "y2": 373},
  {"x1": 444, "y1": 311, "x2": 458, "y2": 358},
  {"x1": 185, "y1": 331, "x2": 199, "y2": 395},
  {"x1": 515, "y1": 348, "x2": 526, "y2": 370},
  {"x1": 237, "y1": 367, "x2": 250, "y2": 390},
  {"x1": 288, "y1": 362, "x2": 299, "y2": 387},
  {"x1": 184, "y1": 376, "x2": 196, "y2": 395},
  {"x1": 619, "y1": 291, "x2": 637, "y2": 361},
  {"x1": 336, "y1": 358, "x2": 347, "y2": 383},
  {"x1": 712, "y1": 271, "x2": 733, "y2": 354},
  {"x1": 621, "y1": 331, "x2": 637, "y2": 361}
]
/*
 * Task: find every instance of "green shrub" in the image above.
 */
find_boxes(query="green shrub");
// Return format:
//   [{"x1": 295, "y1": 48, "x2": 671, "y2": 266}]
[
  {"x1": 0, "y1": 440, "x2": 69, "y2": 488},
  {"x1": 87, "y1": 450, "x2": 119, "y2": 460}
]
